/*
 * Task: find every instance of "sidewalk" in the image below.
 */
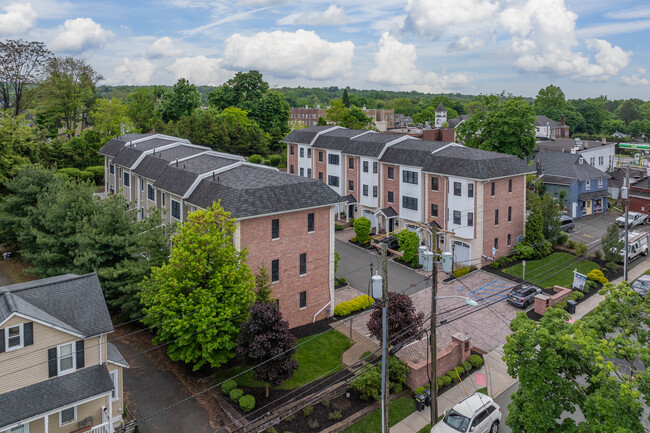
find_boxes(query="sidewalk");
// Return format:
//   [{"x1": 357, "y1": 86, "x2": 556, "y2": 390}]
[{"x1": 391, "y1": 264, "x2": 648, "y2": 432}]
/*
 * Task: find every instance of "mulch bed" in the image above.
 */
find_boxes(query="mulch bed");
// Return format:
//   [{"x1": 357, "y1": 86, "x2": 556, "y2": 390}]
[
  {"x1": 525, "y1": 282, "x2": 605, "y2": 321},
  {"x1": 348, "y1": 239, "x2": 376, "y2": 250},
  {"x1": 391, "y1": 256, "x2": 422, "y2": 270},
  {"x1": 289, "y1": 316, "x2": 337, "y2": 340}
]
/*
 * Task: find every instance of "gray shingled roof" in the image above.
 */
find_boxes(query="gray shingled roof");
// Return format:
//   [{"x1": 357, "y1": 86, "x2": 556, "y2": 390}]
[
  {"x1": 578, "y1": 191, "x2": 608, "y2": 200},
  {"x1": 107, "y1": 342, "x2": 129, "y2": 368},
  {"x1": 186, "y1": 165, "x2": 344, "y2": 218},
  {"x1": 435, "y1": 103, "x2": 446, "y2": 112},
  {"x1": 422, "y1": 146, "x2": 533, "y2": 179},
  {"x1": 97, "y1": 133, "x2": 155, "y2": 157},
  {"x1": 380, "y1": 206, "x2": 398, "y2": 218},
  {"x1": 448, "y1": 115, "x2": 469, "y2": 129},
  {"x1": 311, "y1": 129, "x2": 368, "y2": 151},
  {"x1": 0, "y1": 273, "x2": 113, "y2": 338},
  {"x1": 542, "y1": 175, "x2": 574, "y2": 186},
  {"x1": 535, "y1": 115, "x2": 561, "y2": 128},
  {"x1": 380, "y1": 139, "x2": 448, "y2": 166},
  {"x1": 345, "y1": 132, "x2": 399, "y2": 157},
  {"x1": 536, "y1": 138, "x2": 614, "y2": 153},
  {"x1": 112, "y1": 146, "x2": 144, "y2": 168},
  {"x1": 153, "y1": 155, "x2": 239, "y2": 196},
  {"x1": 282, "y1": 125, "x2": 337, "y2": 145},
  {"x1": 0, "y1": 364, "x2": 114, "y2": 429},
  {"x1": 133, "y1": 145, "x2": 209, "y2": 180},
  {"x1": 179, "y1": 154, "x2": 240, "y2": 174},
  {"x1": 535, "y1": 151, "x2": 608, "y2": 181}
]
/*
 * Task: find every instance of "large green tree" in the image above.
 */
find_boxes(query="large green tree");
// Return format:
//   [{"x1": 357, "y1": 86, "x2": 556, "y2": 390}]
[
  {"x1": 140, "y1": 202, "x2": 256, "y2": 370},
  {"x1": 161, "y1": 78, "x2": 201, "y2": 123},
  {"x1": 457, "y1": 94, "x2": 536, "y2": 158},
  {"x1": 601, "y1": 222, "x2": 623, "y2": 263},
  {"x1": 504, "y1": 282, "x2": 650, "y2": 433},
  {"x1": 534, "y1": 85, "x2": 566, "y2": 114},
  {"x1": 0, "y1": 110, "x2": 39, "y2": 186},
  {"x1": 90, "y1": 98, "x2": 136, "y2": 141}
]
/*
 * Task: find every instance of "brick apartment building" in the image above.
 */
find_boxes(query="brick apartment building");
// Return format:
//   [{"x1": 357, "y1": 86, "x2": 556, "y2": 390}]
[
  {"x1": 99, "y1": 133, "x2": 342, "y2": 328},
  {"x1": 290, "y1": 107, "x2": 395, "y2": 129},
  {"x1": 283, "y1": 126, "x2": 533, "y2": 268}
]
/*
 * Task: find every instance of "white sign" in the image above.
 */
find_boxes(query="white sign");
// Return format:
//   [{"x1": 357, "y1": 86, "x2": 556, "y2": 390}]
[
  {"x1": 572, "y1": 269, "x2": 587, "y2": 290},
  {"x1": 492, "y1": 247, "x2": 497, "y2": 257}
]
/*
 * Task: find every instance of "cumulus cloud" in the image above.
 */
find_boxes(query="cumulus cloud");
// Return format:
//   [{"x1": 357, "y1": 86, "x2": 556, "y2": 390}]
[
  {"x1": 167, "y1": 56, "x2": 232, "y2": 86},
  {"x1": 621, "y1": 69, "x2": 649, "y2": 86},
  {"x1": 50, "y1": 17, "x2": 114, "y2": 53},
  {"x1": 277, "y1": 5, "x2": 347, "y2": 26},
  {"x1": 369, "y1": 33, "x2": 470, "y2": 93},
  {"x1": 147, "y1": 37, "x2": 183, "y2": 58},
  {"x1": 0, "y1": 3, "x2": 37, "y2": 35},
  {"x1": 447, "y1": 36, "x2": 484, "y2": 51},
  {"x1": 403, "y1": 0, "x2": 499, "y2": 39},
  {"x1": 107, "y1": 58, "x2": 155, "y2": 85},
  {"x1": 222, "y1": 29, "x2": 354, "y2": 80},
  {"x1": 501, "y1": 0, "x2": 630, "y2": 81}
]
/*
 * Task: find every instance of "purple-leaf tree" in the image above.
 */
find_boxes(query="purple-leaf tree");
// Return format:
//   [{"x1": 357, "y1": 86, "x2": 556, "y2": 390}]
[
  {"x1": 237, "y1": 302, "x2": 299, "y2": 397},
  {"x1": 367, "y1": 292, "x2": 424, "y2": 347}
]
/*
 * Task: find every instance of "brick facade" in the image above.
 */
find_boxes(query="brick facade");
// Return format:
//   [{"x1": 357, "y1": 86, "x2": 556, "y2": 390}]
[
  {"x1": 315, "y1": 149, "x2": 327, "y2": 183},
  {"x1": 403, "y1": 333, "x2": 472, "y2": 389},
  {"x1": 481, "y1": 176, "x2": 525, "y2": 258},
  {"x1": 427, "y1": 174, "x2": 447, "y2": 228},
  {"x1": 239, "y1": 207, "x2": 333, "y2": 328},
  {"x1": 346, "y1": 155, "x2": 360, "y2": 200},
  {"x1": 383, "y1": 163, "x2": 400, "y2": 212},
  {"x1": 288, "y1": 143, "x2": 298, "y2": 175}
]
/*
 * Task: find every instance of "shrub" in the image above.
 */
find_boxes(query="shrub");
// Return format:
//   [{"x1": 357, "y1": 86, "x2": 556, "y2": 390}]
[
  {"x1": 264, "y1": 160, "x2": 271, "y2": 166},
  {"x1": 447, "y1": 371, "x2": 460, "y2": 383},
  {"x1": 462, "y1": 361, "x2": 472, "y2": 372},
  {"x1": 514, "y1": 243, "x2": 535, "y2": 260},
  {"x1": 453, "y1": 266, "x2": 476, "y2": 278},
  {"x1": 442, "y1": 375, "x2": 452, "y2": 386},
  {"x1": 284, "y1": 415, "x2": 295, "y2": 422},
  {"x1": 454, "y1": 365, "x2": 466, "y2": 375},
  {"x1": 567, "y1": 240, "x2": 577, "y2": 250},
  {"x1": 568, "y1": 291, "x2": 584, "y2": 301},
  {"x1": 557, "y1": 232, "x2": 569, "y2": 245},
  {"x1": 248, "y1": 154, "x2": 263, "y2": 164},
  {"x1": 320, "y1": 399, "x2": 330, "y2": 408},
  {"x1": 239, "y1": 395, "x2": 255, "y2": 412},
  {"x1": 335, "y1": 224, "x2": 344, "y2": 231},
  {"x1": 606, "y1": 261, "x2": 619, "y2": 273},
  {"x1": 388, "y1": 357, "x2": 410, "y2": 394},
  {"x1": 353, "y1": 217, "x2": 372, "y2": 244},
  {"x1": 266, "y1": 428, "x2": 278, "y2": 433},
  {"x1": 308, "y1": 419, "x2": 319, "y2": 430},
  {"x1": 336, "y1": 278, "x2": 347, "y2": 286},
  {"x1": 468, "y1": 354, "x2": 483, "y2": 369},
  {"x1": 334, "y1": 295, "x2": 374, "y2": 316},
  {"x1": 437, "y1": 377, "x2": 444, "y2": 390},
  {"x1": 328, "y1": 410, "x2": 343, "y2": 421},
  {"x1": 269, "y1": 154, "x2": 281, "y2": 167},
  {"x1": 229, "y1": 388, "x2": 243, "y2": 403},
  {"x1": 398, "y1": 230, "x2": 420, "y2": 266},
  {"x1": 491, "y1": 256, "x2": 514, "y2": 269},
  {"x1": 584, "y1": 279, "x2": 597, "y2": 292},
  {"x1": 57, "y1": 167, "x2": 82, "y2": 179},
  {"x1": 221, "y1": 380, "x2": 237, "y2": 395},
  {"x1": 414, "y1": 386, "x2": 426, "y2": 395},
  {"x1": 303, "y1": 406, "x2": 314, "y2": 417},
  {"x1": 594, "y1": 249, "x2": 604, "y2": 261},
  {"x1": 85, "y1": 165, "x2": 104, "y2": 185},
  {"x1": 350, "y1": 367, "x2": 382, "y2": 400},
  {"x1": 586, "y1": 269, "x2": 607, "y2": 284},
  {"x1": 574, "y1": 242, "x2": 588, "y2": 256}
]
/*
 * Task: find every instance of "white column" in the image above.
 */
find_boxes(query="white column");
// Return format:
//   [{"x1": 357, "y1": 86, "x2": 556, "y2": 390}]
[
  {"x1": 108, "y1": 396, "x2": 114, "y2": 433},
  {"x1": 44, "y1": 414, "x2": 49, "y2": 433}
]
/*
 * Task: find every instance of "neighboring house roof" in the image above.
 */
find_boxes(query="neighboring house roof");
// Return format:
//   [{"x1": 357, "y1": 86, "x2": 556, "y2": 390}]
[
  {"x1": 535, "y1": 151, "x2": 609, "y2": 182},
  {"x1": 0, "y1": 364, "x2": 114, "y2": 429},
  {"x1": 435, "y1": 103, "x2": 446, "y2": 112},
  {"x1": 342, "y1": 194, "x2": 357, "y2": 204},
  {"x1": 536, "y1": 138, "x2": 615, "y2": 153},
  {"x1": 380, "y1": 139, "x2": 448, "y2": 166},
  {"x1": 378, "y1": 206, "x2": 398, "y2": 218},
  {"x1": 447, "y1": 115, "x2": 469, "y2": 129},
  {"x1": 107, "y1": 342, "x2": 130, "y2": 368},
  {"x1": 186, "y1": 165, "x2": 344, "y2": 218},
  {"x1": 0, "y1": 274, "x2": 113, "y2": 338},
  {"x1": 98, "y1": 133, "x2": 156, "y2": 157},
  {"x1": 152, "y1": 155, "x2": 237, "y2": 197},
  {"x1": 282, "y1": 125, "x2": 337, "y2": 145},
  {"x1": 535, "y1": 115, "x2": 561, "y2": 128},
  {"x1": 542, "y1": 175, "x2": 574, "y2": 186},
  {"x1": 133, "y1": 145, "x2": 209, "y2": 180}
]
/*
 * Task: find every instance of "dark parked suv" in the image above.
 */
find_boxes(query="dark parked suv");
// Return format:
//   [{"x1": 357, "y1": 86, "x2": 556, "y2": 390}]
[{"x1": 507, "y1": 284, "x2": 542, "y2": 308}]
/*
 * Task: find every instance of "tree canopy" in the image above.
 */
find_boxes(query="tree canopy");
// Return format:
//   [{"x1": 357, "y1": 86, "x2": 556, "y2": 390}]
[
  {"x1": 367, "y1": 292, "x2": 424, "y2": 347},
  {"x1": 140, "y1": 201, "x2": 255, "y2": 370},
  {"x1": 161, "y1": 78, "x2": 201, "y2": 123}
]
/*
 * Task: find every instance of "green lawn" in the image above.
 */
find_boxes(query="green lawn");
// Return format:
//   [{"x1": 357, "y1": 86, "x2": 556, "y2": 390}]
[
  {"x1": 644, "y1": 270, "x2": 650, "y2": 276},
  {"x1": 214, "y1": 329, "x2": 352, "y2": 389},
  {"x1": 343, "y1": 396, "x2": 416, "y2": 433},
  {"x1": 502, "y1": 252, "x2": 600, "y2": 289}
]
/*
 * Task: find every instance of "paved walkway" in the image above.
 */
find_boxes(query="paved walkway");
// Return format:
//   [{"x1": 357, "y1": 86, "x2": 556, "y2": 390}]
[{"x1": 391, "y1": 261, "x2": 649, "y2": 432}]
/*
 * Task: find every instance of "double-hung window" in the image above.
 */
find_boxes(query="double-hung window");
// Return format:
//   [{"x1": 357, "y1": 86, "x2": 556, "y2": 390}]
[
  {"x1": 171, "y1": 200, "x2": 181, "y2": 220},
  {"x1": 388, "y1": 191, "x2": 394, "y2": 203},
  {"x1": 60, "y1": 406, "x2": 76, "y2": 426},
  {"x1": 468, "y1": 184, "x2": 474, "y2": 198},
  {"x1": 453, "y1": 210, "x2": 461, "y2": 225},
  {"x1": 468, "y1": 212, "x2": 474, "y2": 226},
  {"x1": 348, "y1": 157, "x2": 354, "y2": 169},
  {"x1": 58, "y1": 342, "x2": 75, "y2": 375},
  {"x1": 300, "y1": 148, "x2": 304, "y2": 158},
  {"x1": 363, "y1": 161, "x2": 369, "y2": 173},
  {"x1": 598, "y1": 179, "x2": 603, "y2": 188},
  {"x1": 585, "y1": 180, "x2": 591, "y2": 191},
  {"x1": 491, "y1": 182, "x2": 495, "y2": 196},
  {"x1": 140, "y1": 178, "x2": 144, "y2": 191},
  {"x1": 508, "y1": 179, "x2": 513, "y2": 193},
  {"x1": 454, "y1": 182, "x2": 462, "y2": 196},
  {"x1": 299, "y1": 291, "x2": 307, "y2": 309},
  {"x1": 495, "y1": 209, "x2": 499, "y2": 225},
  {"x1": 402, "y1": 196, "x2": 418, "y2": 210},
  {"x1": 300, "y1": 168, "x2": 304, "y2": 177},
  {"x1": 147, "y1": 184, "x2": 155, "y2": 201},
  {"x1": 300, "y1": 253, "x2": 307, "y2": 275},
  {"x1": 508, "y1": 206, "x2": 512, "y2": 222},
  {"x1": 373, "y1": 186, "x2": 378, "y2": 198},
  {"x1": 328, "y1": 176, "x2": 339, "y2": 187},
  {"x1": 328, "y1": 154, "x2": 340, "y2": 165},
  {"x1": 348, "y1": 180, "x2": 354, "y2": 191},
  {"x1": 402, "y1": 170, "x2": 418, "y2": 184},
  {"x1": 5, "y1": 324, "x2": 23, "y2": 351},
  {"x1": 109, "y1": 162, "x2": 114, "y2": 175},
  {"x1": 431, "y1": 177, "x2": 438, "y2": 191},
  {"x1": 363, "y1": 185, "x2": 369, "y2": 196},
  {"x1": 319, "y1": 151, "x2": 323, "y2": 162},
  {"x1": 388, "y1": 167, "x2": 394, "y2": 180},
  {"x1": 373, "y1": 162, "x2": 378, "y2": 174},
  {"x1": 431, "y1": 204, "x2": 438, "y2": 217},
  {"x1": 271, "y1": 259, "x2": 279, "y2": 282},
  {"x1": 307, "y1": 213, "x2": 315, "y2": 232},
  {"x1": 307, "y1": 148, "x2": 312, "y2": 158},
  {"x1": 110, "y1": 370, "x2": 119, "y2": 401},
  {"x1": 272, "y1": 219, "x2": 279, "y2": 239},
  {"x1": 123, "y1": 172, "x2": 130, "y2": 188}
]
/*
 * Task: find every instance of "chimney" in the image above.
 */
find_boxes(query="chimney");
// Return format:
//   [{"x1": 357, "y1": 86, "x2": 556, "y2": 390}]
[
  {"x1": 536, "y1": 159, "x2": 542, "y2": 176},
  {"x1": 561, "y1": 114, "x2": 565, "y2": 126}
]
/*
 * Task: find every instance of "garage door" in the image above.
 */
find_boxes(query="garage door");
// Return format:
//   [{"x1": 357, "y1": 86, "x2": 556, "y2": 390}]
[
  {"x1": 452, "y1": 241, "x2": 470, "y2": 267},
  {"x1": 363, "y1": 209, "x2": 377, "y2": 228}
]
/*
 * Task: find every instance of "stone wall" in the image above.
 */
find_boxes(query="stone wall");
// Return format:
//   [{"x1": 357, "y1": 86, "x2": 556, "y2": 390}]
[{"x1": 534, "y1": 285, "x2": 573, "y2": 316}]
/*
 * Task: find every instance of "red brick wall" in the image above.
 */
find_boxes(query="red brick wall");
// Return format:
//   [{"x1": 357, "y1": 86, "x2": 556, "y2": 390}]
[
  {"x1": 421, "y1": 129, "x2": 455, "y2": 142},
  {"x1": 427, "y1": 175, "x2": 447, "y2": 229},
  {"x1": 403, "y1": 334, "x2": 472, "y2": 389},
  {"x1": 630, "y1": 196, "x2": 650, "y2": 215},
  {"x1": 346, "y1": 155, "x2": 360, "y2": 200},
  {"x1": 315, "y1": 149, "x2": 327, "y2": 184},
  {"x1": 239, "y1": 207, "x2": 332, "y2": 328},
  {"x1": 383, "y1": 163, "x2": 399, "y2": 212},
  {"x1": 287, "y1": 144, "x2": 298, "y2": 175},
  {"x1": 481, "y1": 176, "x2": 526, "y2": 258}
]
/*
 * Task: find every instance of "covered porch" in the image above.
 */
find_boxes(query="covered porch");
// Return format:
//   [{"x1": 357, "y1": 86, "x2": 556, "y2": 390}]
[
  {"x1": 578, "y1": 191, "x2": 609, "y2": 216},
  {"x1": 374, "y1": 206, "x2": 399, "y2": 235}
]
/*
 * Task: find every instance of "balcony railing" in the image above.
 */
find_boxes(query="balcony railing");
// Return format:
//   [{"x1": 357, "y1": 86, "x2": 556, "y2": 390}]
[{"x1": 88, "y1": 422, "x2": 111, "y2": 433}]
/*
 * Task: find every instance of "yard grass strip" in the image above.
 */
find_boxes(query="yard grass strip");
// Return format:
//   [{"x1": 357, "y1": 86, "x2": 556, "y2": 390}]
[
  {"x1": 343, "y1": 396, "x2": 416, "y2": 433},
  {"x1": 502, "y1": 252, "x2": 600, "y2": 289}
]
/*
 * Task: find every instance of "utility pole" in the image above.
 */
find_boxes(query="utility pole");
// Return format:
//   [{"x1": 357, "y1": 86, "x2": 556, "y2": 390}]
[
  {"x1": 381, "y1": 243, "x2": 390, "y2": 433},
  {"x1": 430, "y1": 228, "x2": 438, "y2": 426},
  {"x1": 624, "y1": 165, "x2": 630, "y2": 282}
]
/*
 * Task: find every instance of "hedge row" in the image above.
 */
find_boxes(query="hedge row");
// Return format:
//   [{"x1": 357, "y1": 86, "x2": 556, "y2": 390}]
[
  {"x1": 334, "y1": 295, "x2": 374, "y2": 316},
  {"x1": 221, "y1": 379, "x2": 256, "y2": 412}
]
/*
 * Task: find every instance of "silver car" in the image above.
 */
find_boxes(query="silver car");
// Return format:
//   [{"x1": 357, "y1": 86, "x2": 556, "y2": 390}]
[
  {"x1": 431, "y1": 392, "x2": 501, "y2": 433},
  {"x1": 560, "y1": 215, "x2": 575, "y2": 232},
  {"x1": 507, "y1": 284, "x2": 542, "y2": 308},
  {"x1": 632, "y1": 275, "x2": 650, "y2": 299}
]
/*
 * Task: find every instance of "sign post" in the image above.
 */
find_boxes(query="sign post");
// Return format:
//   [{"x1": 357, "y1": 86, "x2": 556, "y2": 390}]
[
  {"x1": 522, "y1": 260, "x2": 526, "y2": 281},
  {"x1": 572, "y1": 269, "x2": 587, "y2": 291}
]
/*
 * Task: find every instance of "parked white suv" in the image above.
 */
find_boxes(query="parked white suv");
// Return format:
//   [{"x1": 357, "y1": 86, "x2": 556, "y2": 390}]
[{"x1": 431, "y1": 392, "x2": 501, "y2": 433}]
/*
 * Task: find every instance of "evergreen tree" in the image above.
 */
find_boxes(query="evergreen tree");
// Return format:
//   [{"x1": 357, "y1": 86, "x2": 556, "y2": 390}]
[
  {"x1": 255, "y1": 266, "x2": 273, "y2": 304},
  {"x1": 342, "y1": 88, "x2": 351, "y2": 108}
]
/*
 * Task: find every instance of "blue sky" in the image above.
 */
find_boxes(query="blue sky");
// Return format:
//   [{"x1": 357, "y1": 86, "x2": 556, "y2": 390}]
[{"x1": 1, "y1": 0, "x2": 649, "y2": 99}]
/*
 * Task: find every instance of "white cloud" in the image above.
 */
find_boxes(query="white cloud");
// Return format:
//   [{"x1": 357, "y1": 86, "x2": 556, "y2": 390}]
[
  {"x1": 277, "y1": 5, "x2": 347, "y2": 26},
  {"x1": 222, "y1": 29, "x2": 354, "y2": 80},
  {"x1": 0, "y1": 3, "x2": 37, "y2": 35},
  {"x1": 500, "y1": 0, "x2": 630, "y2": 81},
  {"x1": 237, "y1": 0, "x2": 288, "y2": 5},
  {"x1": 621, "y1": 68, "x2": 649, "y2": 87},
  {"x1": 106, "y1": 58, "x2": 155, "y2": 85},
  {"x1": 50, "y1": 17, "x2": 114, "y2": 53},
  {"x1": 447, "y1": 36, "x2": 484, "y2": 51},
  {"x1": 605, "y1": 5, "x2": 650, "y2": 20},
  {"x1": 369, "y1": 33, "x2": 470, "y2": 93},
  {"x1": 403, "y1": 0, "x2": 499, "y2": 39},
  {"x1": 147, "y1": 37, "x2": 183, "y2": 58},
  {"x1": 167, "y1": 56, "x2": 232, "y2": 85}
]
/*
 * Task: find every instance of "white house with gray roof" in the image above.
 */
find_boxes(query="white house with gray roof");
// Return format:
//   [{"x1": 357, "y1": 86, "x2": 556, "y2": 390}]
[{"x1": 0, "y1": 273, "x2": 127, "y2": 433}]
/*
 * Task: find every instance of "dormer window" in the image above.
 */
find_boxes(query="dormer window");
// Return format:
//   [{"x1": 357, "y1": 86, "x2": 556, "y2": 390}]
[{"x1": 579, "y1": 158, "x2": 584, "y2": 164}]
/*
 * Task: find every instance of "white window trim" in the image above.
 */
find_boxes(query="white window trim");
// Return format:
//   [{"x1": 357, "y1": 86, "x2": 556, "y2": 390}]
[
  {"x1": 162, "y1": 192, "x2": 166, "y2": 207},
  {"x1": 59, "y1": 406, "x2": 77, "y2": 427},
  {"x1": 171, "y1": 199, "x2": 182, "y2": 221},
  {"x1": 5, "y1": 323, "x2": 24, "y2": 352},
  {"x1": 123, "y1": 172, "x2": 130, "y2": 189},
  {"x1": 110, "y1": 370, "x2": 119, "y2": 401},
  {"x1": 147, "y1": 183, "x2": 156, "y2": 203},
  {"x1": 598, "y1": 179, "x2": 603, "y2": 188},
  {"x1": 57, "y1": 342, "x2": 76, "y2": 376},
  {"x1": 5, "y1": 424, "x2": 29, "y2": 433},
  {"x1": 140, "y1": 177, "x2": 144, "y2": 191},
  {"x1": 585, "y1": 180, "x2": 591, "y2": 191}
]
